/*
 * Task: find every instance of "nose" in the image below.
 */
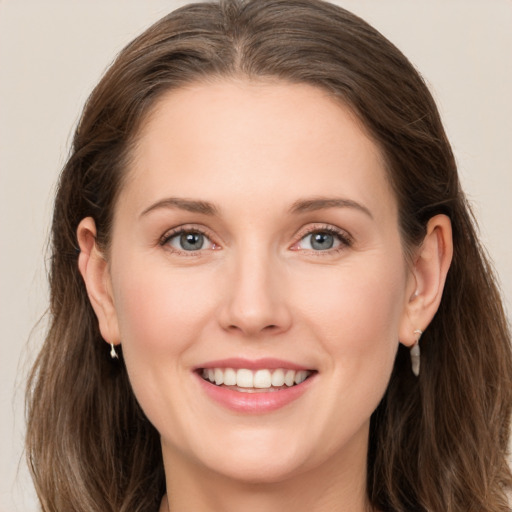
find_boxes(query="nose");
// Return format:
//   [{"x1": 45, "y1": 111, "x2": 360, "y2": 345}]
[{"x1": 217, "y1": 248, "x2": 292, "y2": 338}]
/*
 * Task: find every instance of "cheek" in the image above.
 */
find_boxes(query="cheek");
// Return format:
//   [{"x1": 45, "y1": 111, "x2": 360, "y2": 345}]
[
  {"x1": 112, "y1": 264, "x2": 215, "y2": 354},
  {"x1": 291, "y1": 258, "x2": 408, "y2": 450},
  {"x1": 295, "y1": 256, "x2": 407, "y2": 371},
  {"x1": 109, "y1": 261, "x2": 220, "y2": 434}
]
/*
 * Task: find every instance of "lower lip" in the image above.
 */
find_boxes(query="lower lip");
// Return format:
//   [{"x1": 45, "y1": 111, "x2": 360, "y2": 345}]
[{"x1": 195, "y1": 372, "x2": 315, "y2": 414}]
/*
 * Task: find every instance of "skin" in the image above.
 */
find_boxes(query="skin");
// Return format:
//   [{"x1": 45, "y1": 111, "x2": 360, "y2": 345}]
[{"x1": 78, "y1": 80, "x2": 452, "y2": 512}]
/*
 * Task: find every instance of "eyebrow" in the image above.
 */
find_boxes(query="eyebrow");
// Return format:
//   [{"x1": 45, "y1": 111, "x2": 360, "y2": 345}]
[
  {"x1": 140, "y1": 197, "x2": 218, "y2": 217},
  {"x1": 289, "y1": 197, "x2": 373, "y2": 219},
  {"x1": 139, "y1": 196, "x2": 373, "y2": 219}
]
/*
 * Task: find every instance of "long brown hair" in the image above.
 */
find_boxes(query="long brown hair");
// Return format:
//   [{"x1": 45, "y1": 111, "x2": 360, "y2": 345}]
[{"x1": 26, "y1": 1, "x2": 512, "y2": 510}]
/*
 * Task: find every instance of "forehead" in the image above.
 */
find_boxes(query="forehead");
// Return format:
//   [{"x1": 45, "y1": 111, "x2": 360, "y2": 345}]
[{"x1": 121, "y1": 79, "x2": 396, "y2": 221}]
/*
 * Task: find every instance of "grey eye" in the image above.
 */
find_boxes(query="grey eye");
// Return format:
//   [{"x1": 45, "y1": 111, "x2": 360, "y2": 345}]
[
  {"x1": 167, "y1": 231, "x2": 210, "y2": 251},
  {"x1": 179, "y1": 232, "x2": 204, "y2": 251},
  {"x1": 293, "y1": 229, "x2": 348, "y2": 252},
  {"x1": 308, "y1": 232, "x2": 335, "y2": 250}
]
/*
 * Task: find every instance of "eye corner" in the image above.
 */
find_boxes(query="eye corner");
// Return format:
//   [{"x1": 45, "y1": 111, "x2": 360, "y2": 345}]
[
  {"x1": 290, "y1": 224, "x2": 353, "y2": 254},
  {"x1": 159, "y1": 225, "x2": 221, "y2": 255}
]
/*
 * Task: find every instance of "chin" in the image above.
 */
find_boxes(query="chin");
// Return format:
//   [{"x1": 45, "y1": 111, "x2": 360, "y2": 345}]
[
  {"x1": 203, "y1": 450, "x2": 312, "y2": 485},
  {"x1": 164, "y1": 423, "x2": 317, "y2": 485}
]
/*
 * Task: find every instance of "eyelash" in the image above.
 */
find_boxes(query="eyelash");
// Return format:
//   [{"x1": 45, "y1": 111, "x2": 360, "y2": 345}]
[
  {"x1": 159, "y1": 226, "x2": 217, "y2": 256},
  {"x1": 159, "y1": 224, "x2": 353, "y2": 255},
  {"x1": 291, "y1": 224, "x2": 353, "y2": 254}
]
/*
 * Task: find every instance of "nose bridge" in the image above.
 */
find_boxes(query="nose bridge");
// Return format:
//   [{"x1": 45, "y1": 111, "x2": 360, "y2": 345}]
[{"x1": 219, "y1": 241, "x2": 291, "y2": 336}]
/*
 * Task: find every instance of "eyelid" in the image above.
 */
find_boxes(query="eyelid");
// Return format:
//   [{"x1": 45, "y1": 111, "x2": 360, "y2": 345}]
[
  {"x1": 158, "y1": 223, "x2": 351, "y2": 254},
  {"x1": 159, "y1": 224, "x2": 221, "y2": 253},
  {"x1": 290, "y1": 223, "x2": 353, "y2": 252}
]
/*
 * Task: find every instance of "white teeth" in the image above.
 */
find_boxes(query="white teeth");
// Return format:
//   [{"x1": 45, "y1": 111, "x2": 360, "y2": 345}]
[
  {"x1": 201, "y1": 367, "x2": 312, "y2": 389},
  {"x1": 294, "y1": 370, "x2": 308, "y2": 385},
  {"x1": 284, "y1": 369, "x2": 295, "y2": 387},
  {"x1": 223, "y1": 367, "x2": 237, "y2": 386},
  {"x1": 236, "y1": 369, "x2": 254, "y2": 388},
  {"x1": 214, "y1": 368, "x2": 224, "y2": 385},
  {"x1": 253, "y1": 369, "x2": 272, "y2": 388},
  {"x1": 271, "y1": 368, "x2": 285, "y2": 387}
]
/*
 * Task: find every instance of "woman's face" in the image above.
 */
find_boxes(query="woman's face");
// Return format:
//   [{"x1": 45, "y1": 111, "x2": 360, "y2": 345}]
[{"x1": 105, "y1": 80, "x2": 415, "y2": 483}]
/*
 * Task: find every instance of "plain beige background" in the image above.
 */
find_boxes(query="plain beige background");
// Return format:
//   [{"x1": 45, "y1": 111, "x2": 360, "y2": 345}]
[{"x1": 1, "y1": 1, "x2": 511, "y2": 510}]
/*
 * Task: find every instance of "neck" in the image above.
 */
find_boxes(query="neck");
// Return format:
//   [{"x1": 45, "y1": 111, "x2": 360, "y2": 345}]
[{"x1": 161, "y1": 439, "x2": 371, "y2": 512}]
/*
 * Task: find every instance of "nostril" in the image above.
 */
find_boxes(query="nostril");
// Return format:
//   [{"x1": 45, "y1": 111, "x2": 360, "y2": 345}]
[{"x1": 227, "y1": 323, "x2": 276, "y2": 330}]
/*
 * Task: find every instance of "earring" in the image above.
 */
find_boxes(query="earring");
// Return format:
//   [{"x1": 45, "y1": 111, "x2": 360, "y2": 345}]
[
  {"x1": 110, "y1": 343, "x2": 119, "y2": 359},
  {"x1": 410, "y1": 329, "x2": 423, "y2": 377}
]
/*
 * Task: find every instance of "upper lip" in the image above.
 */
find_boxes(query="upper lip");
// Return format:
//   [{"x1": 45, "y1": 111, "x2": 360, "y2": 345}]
[{"x1": 194, "y1": 357, "x2": 313, "y2": 371}]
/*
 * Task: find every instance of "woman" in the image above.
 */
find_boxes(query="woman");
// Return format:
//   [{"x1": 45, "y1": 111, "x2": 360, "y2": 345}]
[{"x1": 25, "y1": 0, "x2": 512, "y2": 511}]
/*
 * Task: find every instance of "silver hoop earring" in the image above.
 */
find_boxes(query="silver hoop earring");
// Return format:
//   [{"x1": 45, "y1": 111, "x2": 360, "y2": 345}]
[
  {"x1": 110, "y1": 343, "x2": 119, "y2": 359},
  {"x1": 410, "y1": 329, "x2": 423, "y2": 377}
]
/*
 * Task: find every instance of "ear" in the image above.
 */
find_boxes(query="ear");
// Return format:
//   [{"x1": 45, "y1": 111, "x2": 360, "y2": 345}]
[
  {"x1": 399, "y1": 214, "x2": 453, "y2": 347},
  {"x1": 77, "y1": 217, "x2": 120, "y2": 346}
]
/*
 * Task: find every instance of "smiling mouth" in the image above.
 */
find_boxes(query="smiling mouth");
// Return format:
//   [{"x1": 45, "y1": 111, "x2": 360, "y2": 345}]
[{"x1": 199, "y1": 368, "x2": 314, "y2": 392}]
